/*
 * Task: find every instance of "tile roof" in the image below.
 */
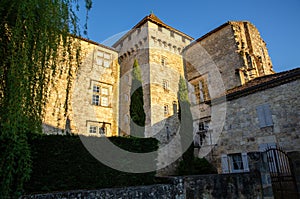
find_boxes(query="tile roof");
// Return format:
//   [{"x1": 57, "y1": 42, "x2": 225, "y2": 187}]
[
  {"x1": 225, "y1": 67, "x2": 300, "y2": 101},
  {"x1": 74, "y1": 35, "x2": 118, "y2": 52},
  {"x1": 133, "y1": 13, "x2": 194, "y2": 40}
]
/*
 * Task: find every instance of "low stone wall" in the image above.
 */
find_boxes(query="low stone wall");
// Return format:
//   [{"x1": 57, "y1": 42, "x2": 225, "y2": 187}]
[
  {"x1": 21, "y1": 184, "x2": 176, "y2": 199},
  {"x1": 22, "y1": 173, "x2": 262, "y2": 199}
]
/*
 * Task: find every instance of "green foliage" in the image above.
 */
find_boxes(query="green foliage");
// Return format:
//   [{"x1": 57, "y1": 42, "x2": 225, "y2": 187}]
[
  {"x1": 130, "y1": 59, "x2": 146, "y2": 137},
  {"x1": 177, "y1": 76, "x2": 193, "y2": 167},
  {"x1": 0, "y1": 0, "x2": 91, "y2": 197},
  {"x1": 24, "y1": 135, "x2": 158, "y2": 194},
  {"x1": 178, "y1": 76, "x2": 189, "y2": 103},
  {"x1": 177, "y1": 157, "x2": 218, "y2": 176}
]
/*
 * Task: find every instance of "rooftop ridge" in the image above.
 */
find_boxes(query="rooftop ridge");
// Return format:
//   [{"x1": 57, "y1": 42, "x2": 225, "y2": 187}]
[{"x1": 113, "y1": 13, "x2": 194, "y2": 48}]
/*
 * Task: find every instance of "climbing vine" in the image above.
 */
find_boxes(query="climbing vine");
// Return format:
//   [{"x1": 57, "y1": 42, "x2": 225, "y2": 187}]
[{"x1": 0, "y1": 0, "x2": 91, "y2": 197}]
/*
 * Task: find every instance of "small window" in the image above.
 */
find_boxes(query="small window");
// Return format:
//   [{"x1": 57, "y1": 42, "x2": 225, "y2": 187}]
[
  {"x1": 102, "y1": 87, "x2": 109, "y2": 95},
  {"x1": 163, "y1": 80, "x2": 169, "y2": 90},
  {"x1": 158, "y1": 26, "x2": 162, "y2": 32},
  {"x1": 96, "y1": 57, "x2": 103, "y2": 65},
  {"x1": 182, "y1": 37, "x2": 186, "y2": 43},
  {"x1": 97, "y1": 51, "x2": 104, "y2": 57},
  {"x1": 193, "y1": 78, "x2": 209, "y2": 104},
  {"x1": 104, "y1": 53, "x2": 111, "y2": 59},
  {"x1": 89, "y1": 126, "x2": 97, "y2": 134},
  {"x1": 128, "y1": 35, "x2": 131, "y2": 41},
  {"x1": 170, "y1": 31, "x2": 174, "y2": 38},
  {"x1": 87, "y1": 122, "x2": 109, "y2": 136},
  {"x1": 103, "y1": 60, "x2": 110, "y2": 68},
  {"x1": 124, "y1": 94, "x2": 129, "y2": 102},
  {"x1": 161, "y1": 56, "x2": 167, "y2": 66},
  {"x1": 93, "y1": 85, "x2": 100, "y2": 93},
  {"x1": 164, "y1": 105, "x2": 169, "y2": 116},
  {"x1": 99, "y1": 126, "x2": 106, "y2": 136},
  {"x1": 101, "y1": 96, "x2": 109, "y2": 107},
  {"x1": 92, "y1": 95, "x2": 100, "y2": 105},
  {"x1": 221, "y1": 153, "x2": 249, "y2": 174}
]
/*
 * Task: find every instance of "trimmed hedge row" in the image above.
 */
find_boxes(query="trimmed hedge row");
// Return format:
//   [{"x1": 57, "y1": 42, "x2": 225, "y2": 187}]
[{"x1": 25, "y1": 135, "x2": 158, "y2": 194}]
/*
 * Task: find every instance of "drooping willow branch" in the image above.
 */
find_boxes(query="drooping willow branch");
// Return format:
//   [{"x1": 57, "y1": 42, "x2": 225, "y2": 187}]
[{"x1": 0, "y1": 0, "x2": 91, "y2": 197}]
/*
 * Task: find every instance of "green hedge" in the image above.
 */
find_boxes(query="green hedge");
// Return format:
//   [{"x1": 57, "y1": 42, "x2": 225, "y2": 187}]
[
  {"x1": 25, "y1": 135, "x2": 158, "y2": 194},
  {"x1": 175, "y1": 144, "x2": 218, "y2": 175}
]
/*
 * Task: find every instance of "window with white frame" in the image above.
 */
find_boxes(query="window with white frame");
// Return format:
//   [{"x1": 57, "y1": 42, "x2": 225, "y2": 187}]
[
  {"x1": 91, "y1": 82, "x2": 111, "y2": 107},
  {"x1": 164, "y1": 105, "x2": 169, "y2": 116},
  {"x1": 89, "y1": 126, "x2": 97, "y2": 134},
  {"x1": 96, "y1": 50, "x2": 111, "y2": 68},
  {"x1": 256, "y1": 104, "x2": 273, "y2": 128},
  {"x1": 221, "y1": 153, "x2": 249, "y2": 174}
]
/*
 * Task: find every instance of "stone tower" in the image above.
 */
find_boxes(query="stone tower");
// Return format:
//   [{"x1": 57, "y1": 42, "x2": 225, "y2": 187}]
[
  {"x1": 184, "y1": 21, "x2": 274, "y2": 91},
  {"x1": 113, "y1": 14, "x2": 193, "y2": 137},
  {"x1": 183, "y1": 21, "x2": 275, "y2": 158}
]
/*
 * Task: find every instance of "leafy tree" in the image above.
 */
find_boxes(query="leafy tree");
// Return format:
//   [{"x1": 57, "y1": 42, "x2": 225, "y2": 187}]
[
  {"x1": 129, "y1": 59, "x2": 146, "y2": 137},
  {"x1": 0, "y1": 0, "x2": 91, "y2": 197},
  {"x1": 177, "y1": 76, "x2": 194, "y2": 168}
]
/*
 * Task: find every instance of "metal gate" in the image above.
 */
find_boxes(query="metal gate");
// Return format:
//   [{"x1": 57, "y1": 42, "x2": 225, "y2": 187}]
[{"x1": 265, "y1": 147, "x2": 299, "y2": 199}]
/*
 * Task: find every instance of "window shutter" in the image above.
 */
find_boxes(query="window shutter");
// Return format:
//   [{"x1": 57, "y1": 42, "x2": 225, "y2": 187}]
[
  {"x1": 241, "y1": 152, "x2": 250, "y2": 172},
  {"x1": 263, "y1": 104, "x2": 273, "y2": 126},
  {"x1": 256, "y1": 105, "x2": 266, "y2": 128},
  {"x1": 221, "y1": 154, "x2": 229, "y2": 174}
]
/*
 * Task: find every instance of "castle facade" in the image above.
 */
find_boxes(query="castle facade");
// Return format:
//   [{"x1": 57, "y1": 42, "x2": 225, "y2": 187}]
[{"x1": 42, "y1": 15, "x2": 300, "y2": 194}]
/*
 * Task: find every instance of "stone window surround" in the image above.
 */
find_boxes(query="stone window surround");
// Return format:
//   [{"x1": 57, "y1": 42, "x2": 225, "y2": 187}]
[
  {"x1": 95, "y1": 50, "x2": 111, "y2": 68},
  {"x1": 91, "y1": 80, "x2": 112, "y2": 107},
  {"x1": 191, "y1": 75, "x2": 210, "y2": 105}
]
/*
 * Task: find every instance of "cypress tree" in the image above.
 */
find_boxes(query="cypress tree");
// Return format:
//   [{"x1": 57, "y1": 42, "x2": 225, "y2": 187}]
[
  {"x1": 129, "y1": 59, "x2": 146, "y2": 137},
  {"x1": 0, "y1": 0, "x2": 91, "y2": 197},
  {"x1": 177, "y1": 76, "x2": 194, "y2": 167}
]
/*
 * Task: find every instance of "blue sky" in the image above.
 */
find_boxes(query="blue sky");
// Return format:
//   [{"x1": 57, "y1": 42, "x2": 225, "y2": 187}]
[{"x1": 78, "y1": 0, "x2": 300, "y2": 72}]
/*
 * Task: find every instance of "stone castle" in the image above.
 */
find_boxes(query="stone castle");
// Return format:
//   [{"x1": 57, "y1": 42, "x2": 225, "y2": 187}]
[{"x1": 43, "y1": 14, "x2": 300, "y2": 194}]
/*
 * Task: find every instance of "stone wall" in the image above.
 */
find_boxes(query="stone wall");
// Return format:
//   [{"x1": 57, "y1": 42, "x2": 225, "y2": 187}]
[
  {"x1": 207, "y1": 78, "x2": 300, "y2": 172},
  {"x1": 22, "y1": 173, "x2": 262, "y2": 199},
  {"x1": 43, "y1": 38, "x2": 119, "y2": 136},
  {"x1": 115, "y1": 15, "x2": 193, "y2": 137},
  {"x1": 184, "y1": 21, "x2": 274, "y2": 91}
]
